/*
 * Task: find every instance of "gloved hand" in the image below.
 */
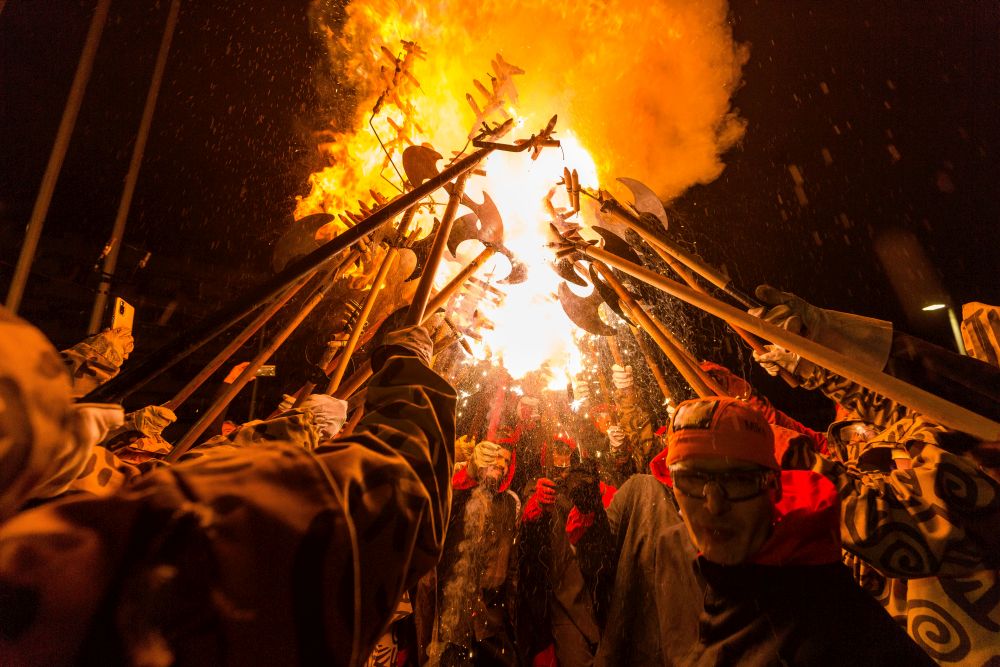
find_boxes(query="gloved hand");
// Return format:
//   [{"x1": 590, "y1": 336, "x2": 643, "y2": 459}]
[
  {"x1": 748, "y1": 285, "x2": 819, "y2": 336},
  {"x1": 612, "y1": 364, "x2": 633, "y2": 390},
  {"x1": 534, "y1": 477, "x2": 557, "y2": 506},
  {"x1": 664, "y1": 397, "x2": 677, "y2": 420},
  {"x1": 572, "y1": 376, "x2": 591, "y2": 402},
  {"x1": 383, "y1": 325, "x2": 434, "y2": 365},
  {"x1": 299, "y1": 393, "x2": 348, "y2": 440},
  {"x1": 565, "y1": 460, "x2": 603, "y2": 512},
  {"x1": 749, "y1": 284, "x2": 893, "y2": 371},
  {"x1": 469, "y1": 440, "x2": 501, "y2": 479},
  {"x1": 125, "y1": 405, "x2": 176, "y2": 437},
  {"x1": 276, "y1": 393, "x2": 297, "y2": 413},
  {"x1": 753, "y1": 344, "x2": 803, "y2": 377},
  {"x1": 97, "y1": 327, "x2": 135, "y2": 365},
  {"x1": 607, "y1": 424, "x2": 626, "y2": 450}
]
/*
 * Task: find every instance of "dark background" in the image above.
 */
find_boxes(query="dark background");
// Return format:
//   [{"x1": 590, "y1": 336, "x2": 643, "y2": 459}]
[{"x1": 2, "y1": 1, "x2": 997, "y2": 428}]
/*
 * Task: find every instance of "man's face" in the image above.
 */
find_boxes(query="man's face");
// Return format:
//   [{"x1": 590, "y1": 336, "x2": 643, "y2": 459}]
[
  {"x1": 670, "y1": 456, "x2": 778, "y2": 565},
  {"x1": 483, "y1": 446, "x2": 513, "y2": 485}
]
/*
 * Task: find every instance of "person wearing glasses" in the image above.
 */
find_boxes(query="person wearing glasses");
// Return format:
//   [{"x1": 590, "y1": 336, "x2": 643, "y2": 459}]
[{"x1": 587, "y1": 396, "x2": 933, "y2": 667}]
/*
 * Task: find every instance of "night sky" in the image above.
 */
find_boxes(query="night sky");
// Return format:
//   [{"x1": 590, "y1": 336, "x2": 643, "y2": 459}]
[{"x1": 2, "y1": 1, "x2": 998, "y2": 426}]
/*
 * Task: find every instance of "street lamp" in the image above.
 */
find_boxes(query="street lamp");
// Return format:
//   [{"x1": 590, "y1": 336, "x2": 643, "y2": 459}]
[{"x1": 922, "y1": 303, "x2": 967, "y2": 355}]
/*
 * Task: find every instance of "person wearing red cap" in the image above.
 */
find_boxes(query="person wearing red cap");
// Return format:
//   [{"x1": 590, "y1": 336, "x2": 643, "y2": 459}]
[{"x1": 587, "y1": 397, "x2": 933, "y2": 666}]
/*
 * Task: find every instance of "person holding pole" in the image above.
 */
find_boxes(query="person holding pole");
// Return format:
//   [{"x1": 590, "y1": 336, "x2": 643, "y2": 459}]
[{"x1": 0, "y1": 323, "x2": 457, "y2": 666}]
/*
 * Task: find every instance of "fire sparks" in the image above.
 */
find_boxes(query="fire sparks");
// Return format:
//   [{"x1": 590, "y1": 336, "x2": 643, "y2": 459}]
[{"x1": 297, "y1": 0, "x2": 748, "y2": 383}]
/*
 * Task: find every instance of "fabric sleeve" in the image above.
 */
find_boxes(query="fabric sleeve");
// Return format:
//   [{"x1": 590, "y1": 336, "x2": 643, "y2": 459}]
[
  {"x1": 808, "y1": 430, "x2": 1000, "y2": 578},
  {"x1": 616, "y1": 387, "x2": 657, "y2": 469}
]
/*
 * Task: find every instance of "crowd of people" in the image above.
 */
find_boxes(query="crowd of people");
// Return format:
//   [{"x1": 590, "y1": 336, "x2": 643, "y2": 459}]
[{"x1": 0, "y1": 286, "x2": 998, "y2": 666}]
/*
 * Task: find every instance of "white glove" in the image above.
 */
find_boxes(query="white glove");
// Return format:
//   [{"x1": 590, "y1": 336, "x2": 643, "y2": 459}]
[
  {"x1": 607, "y1": 425, "x2": 626, "y2": 450},
  {"x1": 473, "y1": 440, "x2": 500, "y2": 469},
  {"x1": 664, "y1": 398, "x2": 677, "y2": 420},
  {"x1": 749, "y1": 284, "x2": 893, "y2": 371},
  {"x1": 612, "y1": 364, "x2": 633, "y2": 390},
  {"x1": 277, "y1": 394, "x2": 297, "y2": 412},
  {"x1": 384, "y1": 325, "x2": 434, "y2": 365},
  {"x1": 752, "y1": 345, "x2": 802, "y2": 377},
  {"x1": 572, "y1": 377, "x2": 591, "y2": 402},
  {"x1": 125, "y1": 405, "x2": 176, "y2": 437},
  {"x1": 300, "y1": 394, "x2": 348, "y2": 439}
]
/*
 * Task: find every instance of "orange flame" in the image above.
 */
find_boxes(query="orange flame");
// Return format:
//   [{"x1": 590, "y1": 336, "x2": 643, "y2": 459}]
[{"x1": 298, "y1": 0, "x2": 747, "y2": 381}]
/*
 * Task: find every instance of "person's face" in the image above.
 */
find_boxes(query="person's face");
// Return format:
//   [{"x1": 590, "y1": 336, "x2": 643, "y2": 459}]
[
  {"x1": 591, "y1": 409, "x2": 613, "y2": 433},
  {"x1": 551, "y1": 444, "x2": 573, "y2": 469},
  {"x1": 483, "y1": 446, "x2": 513, "y2": 484},
  {"x1": 670, "y1": 456, "x2": 779, "y2": 565},
  {"x1": 518, "y1": 400, "x2": 539, "y2": 423}
]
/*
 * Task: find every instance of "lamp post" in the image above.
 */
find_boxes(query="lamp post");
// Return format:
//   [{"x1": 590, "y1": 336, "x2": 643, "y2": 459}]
[{"x1": 922, "y1": 303, "x2": 967, "y2": 355}]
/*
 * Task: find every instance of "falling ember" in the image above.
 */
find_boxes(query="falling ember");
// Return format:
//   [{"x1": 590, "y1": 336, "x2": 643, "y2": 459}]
[{"x1": 297, "y1": 0, "x2": 748, "y2": 381}]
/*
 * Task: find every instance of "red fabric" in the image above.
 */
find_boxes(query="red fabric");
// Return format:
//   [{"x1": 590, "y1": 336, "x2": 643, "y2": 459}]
[
  {"x1": 564, "y1": 482, "x2": 617, "y2": 544},
  {"x1": 700, "y1": 361, "x2": 830, "y2": 455},
  {"x1": 522, "y1": 493, "x2": 545, "y2": 523},
  {"x1": 649, "y1": 447, "x2": 673, "y2": 486},
  {"x1": 451, "y1": 466, "x2": 477, "y2": 490},
  {"x1": 532, "y1": 644, "x2": 558, "y2": 667},
  {"x1": 751, "y1": 470, "x2": 842, "y2": 565}
]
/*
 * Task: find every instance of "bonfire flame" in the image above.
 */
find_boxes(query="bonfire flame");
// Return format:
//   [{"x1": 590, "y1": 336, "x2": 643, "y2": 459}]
[{"x1": 297, "y1": 0, "x2": 747, "y2": 385}]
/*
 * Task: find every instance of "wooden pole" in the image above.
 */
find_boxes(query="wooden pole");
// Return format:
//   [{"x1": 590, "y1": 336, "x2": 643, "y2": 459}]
[
  {"x1": 326, "y1": 212, "x2": 416, "y2": 393},
  {"x1": 406, "y1": 171, "x2": 472, "y2": 325},
  {"x1": 585, "y1": 244, "x2": 1000, "y2": 441},
  {"x1": 167, "y1": 264, "x2": 343, "y2": 461},
  {"x1": 333, "y1": 246, "x2": 497, "y2": 400},
  {"x1": 593, "y1": 262, "x2": 717, "y2": 398},
  {"x1": 629, "y1": 324, "x2": 674, "y2": 402}
]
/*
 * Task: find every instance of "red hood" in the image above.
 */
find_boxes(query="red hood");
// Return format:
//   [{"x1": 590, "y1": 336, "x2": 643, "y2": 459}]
[{"x1": 650, "y1": 451, "x2": 841, "y2": 566}]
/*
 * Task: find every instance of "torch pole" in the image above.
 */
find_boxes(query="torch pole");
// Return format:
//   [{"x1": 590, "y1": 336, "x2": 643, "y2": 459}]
[
  {"x1": 167, "y1": 261, "x2": 344, "y2": 461},
  {"x1": 164, "y1": 275, "x2": 310, "y2": 411},
  {"x1": 603, "y1": 200, "x2": 799, "y2": 386},
  {"x1": 84, "y1": 143, "x2": 498, "y2": 403},
  {"x1": 628, "y1": 324, "x2": 674, "y2": 402},
  {"x1": 6, "y1": 0, "x2": 111, "y2": 313},
  {"x1": 593, "y1": 262, "x2": 720, "y2": 398},
  {"x1": 332, "y1": 246, "x2": 497, "y2": 400},
  {"x1": 326, "y1": 210, "x2": 416, "y2": 394},
  {"x1": 165, "y1": 247, "x2": 361, "y2": 411},
  {"x1": 584, "y1": 244, "x2": 1000, "y2": 441},
  {"x1": 405, "y1": 172, "x2": 472, "y2": 325}
]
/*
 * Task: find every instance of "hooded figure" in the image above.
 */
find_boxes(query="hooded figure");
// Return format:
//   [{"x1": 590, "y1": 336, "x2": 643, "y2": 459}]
[
  {"x1": 0, "y1": 324, "x2": 456, "y2": 666},
  {"x1": 587, "y1": 397, "x2": 933, "y2": 667},
  {"x1": 416, "y1": 439, "x2": 522, "y2": 666}
]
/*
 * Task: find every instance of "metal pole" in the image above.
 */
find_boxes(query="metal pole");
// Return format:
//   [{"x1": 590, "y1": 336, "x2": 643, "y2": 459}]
[
  {"x1": 6, "y1": 0, "x2": 112, "y2": 313},
  {"x1": 87, "y1": 0, "x2": 181, "y2": 333},
  {"x1": 947, "y1": 307, "x2": 968, "y2": 355},
  {"x1": 83, "y1": 144, "x2": 497, "y2": 403}
]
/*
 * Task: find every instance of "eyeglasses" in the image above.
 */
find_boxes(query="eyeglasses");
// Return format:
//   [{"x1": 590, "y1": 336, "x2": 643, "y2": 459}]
[{"x1": 670, "y1": 468, "x2": 775, "y2": 502}]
